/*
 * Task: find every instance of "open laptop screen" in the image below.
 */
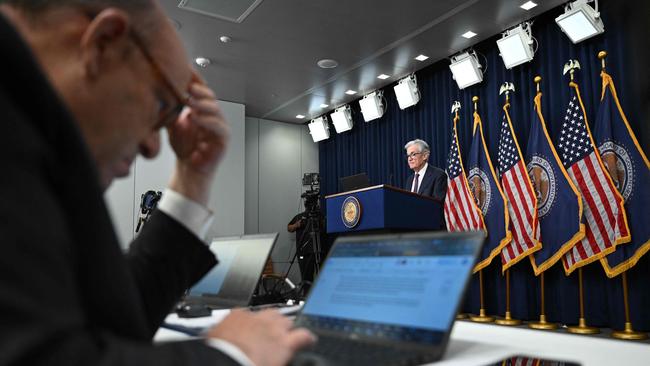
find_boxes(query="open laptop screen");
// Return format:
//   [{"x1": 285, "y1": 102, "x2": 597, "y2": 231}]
[
  {"x1": 339, "y1": 173, "x2": 370, "y2": 192},
  {"x1": 188, "y1": 233, "x2": 277, "y2": 307},
  {"x1": 298, "y1": 233, "x2": 481, "y2": 345}
]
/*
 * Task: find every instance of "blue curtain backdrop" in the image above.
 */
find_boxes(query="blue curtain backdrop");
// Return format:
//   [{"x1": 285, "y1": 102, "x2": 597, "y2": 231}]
[{"x1": 317, "y1": 1, "x2": 650, "y2": 330}]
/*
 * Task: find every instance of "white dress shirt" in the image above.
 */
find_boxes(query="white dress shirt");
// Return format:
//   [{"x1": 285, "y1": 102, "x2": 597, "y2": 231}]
[
  {"x1": 157, "y1": 189, "x2": 255, "y2": 366},
  {"x1": 411, "y1": 163, "x2": 428, "y2": 193}
]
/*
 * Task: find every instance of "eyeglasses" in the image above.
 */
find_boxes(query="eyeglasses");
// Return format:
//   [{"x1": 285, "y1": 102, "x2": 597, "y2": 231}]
[
  {"x1": 406, "y1": 152, "x2": 423, "y2": 160},
  {"x1": 128, "y1": 30, "x2": 190, "y2": 130}
]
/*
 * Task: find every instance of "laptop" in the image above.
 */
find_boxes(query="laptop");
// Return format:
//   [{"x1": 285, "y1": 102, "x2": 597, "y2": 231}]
[
  {"x1": 292, "y1": 231, "x2": 484, "y2": 366},
  {"x1": 182, "y1": 233, "x2": 278, "y2": 309},
  {"x1": 339, "y1": 173, "x2": 370, "y2": 192}
]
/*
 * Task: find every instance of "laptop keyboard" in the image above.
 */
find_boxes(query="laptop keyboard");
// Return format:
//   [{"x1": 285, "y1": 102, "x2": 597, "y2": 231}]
[{"x1": 300, "y1": 334, "x2": 434, "y2": 366}]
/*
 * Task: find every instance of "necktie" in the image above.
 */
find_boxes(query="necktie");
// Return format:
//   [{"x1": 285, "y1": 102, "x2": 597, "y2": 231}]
[{"x1": 413, "y1": 173, "x2": 420, "y2": 193}]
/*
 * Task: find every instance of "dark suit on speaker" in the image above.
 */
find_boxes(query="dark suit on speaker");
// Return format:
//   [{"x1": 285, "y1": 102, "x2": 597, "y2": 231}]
[{"x1": 405, "y1": 164, "x2": 448, "y2": 201}]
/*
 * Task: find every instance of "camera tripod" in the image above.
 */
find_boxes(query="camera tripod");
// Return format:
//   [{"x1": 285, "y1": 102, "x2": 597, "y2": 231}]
[{"x1": 263, "y1": 211, "x2": 323, "y2": 302}]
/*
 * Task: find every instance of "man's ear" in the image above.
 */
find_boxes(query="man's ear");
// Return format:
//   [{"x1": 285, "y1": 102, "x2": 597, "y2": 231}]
[{"x1": 79, "y1": 8, "x2": 131, "y2": 79}]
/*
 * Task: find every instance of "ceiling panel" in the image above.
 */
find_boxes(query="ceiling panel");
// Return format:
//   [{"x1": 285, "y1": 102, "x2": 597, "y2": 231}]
[{"x1": 159, "y1": 0, "x2": 566, "y2": 124}]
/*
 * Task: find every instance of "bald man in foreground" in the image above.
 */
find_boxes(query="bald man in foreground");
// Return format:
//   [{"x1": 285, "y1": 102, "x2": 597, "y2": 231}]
[{"x1": 0, "y1": 1, "x2": 314, "y2": 365}]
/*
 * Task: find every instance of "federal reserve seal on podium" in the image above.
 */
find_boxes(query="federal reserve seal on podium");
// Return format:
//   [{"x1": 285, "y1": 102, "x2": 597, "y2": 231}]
[{"x1": 341, "y1": 196, "x2": 362, "y2": 228}]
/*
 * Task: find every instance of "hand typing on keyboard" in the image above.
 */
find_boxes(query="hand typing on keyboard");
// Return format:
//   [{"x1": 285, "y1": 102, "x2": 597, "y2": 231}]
[{"x1": 206, "y1": 309, "x2": 316, "y2": 366}]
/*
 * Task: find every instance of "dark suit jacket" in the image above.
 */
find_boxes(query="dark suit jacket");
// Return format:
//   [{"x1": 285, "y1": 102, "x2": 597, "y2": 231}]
[
  {"x1": 0, "y1": 14, "x2": 237, "y2": 365},
  {"x1": 405, "y1": 164, "x2": 448, "y2": 201}
]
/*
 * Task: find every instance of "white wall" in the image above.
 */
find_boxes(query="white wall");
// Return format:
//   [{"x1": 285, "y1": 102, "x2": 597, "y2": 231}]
[
  {"x1": 244, "y1": 117, "x2": 319, "y2": 283},
  {"x1": 105, "y1": 100, "x2": 246, "y2": 248},
  {"x1": 104, "y1": 103, "x2": 319, "y2": 287}
]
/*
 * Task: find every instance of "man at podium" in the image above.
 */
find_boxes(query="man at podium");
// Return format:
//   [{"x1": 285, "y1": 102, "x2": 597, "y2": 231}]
[{"x1": 404, "y1": 139, "x2": 447, "y2": 201}]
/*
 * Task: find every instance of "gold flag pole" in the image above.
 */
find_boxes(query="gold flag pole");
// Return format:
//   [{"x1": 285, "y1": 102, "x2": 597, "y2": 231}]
[
  {"x1": 495, "y1": 268, "x2": 521, "y2": 325},
  {"x1": 528, "y1": 271, "x2": 557, "y2": 330},
  {"x1": 612, "y1": 272, "x2": 648, "y2": 340},
  {"x1": 561, "y1": 59, "x2": 598, "y2": 334},
  {"x1": 450, "y1": 101, "x2": 469, "y2": 321},
  {"x1": 594, "y1": 50, "x2": 647, "y2": 340},
  {"x1": 469, "y1": 96, "x2": 493, "y2": 323},
  {"x1": 495, "y1": 85, "x2": 520, "y2": 326},
  {"x1": 527, "y1": 76, "x2": 557, "y2": 331},
  {"x1": 567, "y1": 268, "x2": 600, "y2": 334},
  {"x1": 470, "y1": 268, "x2": 495, "y2": 322}
]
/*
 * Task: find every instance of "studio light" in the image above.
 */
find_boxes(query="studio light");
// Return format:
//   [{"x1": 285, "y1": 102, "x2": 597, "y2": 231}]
[
  {"x1": 496, "y1": 22, "x2": 535, "y2": 69},
  {"x1": 308, "y1": 116, "x2": 330, "y2": 142},
  {"x1": 393, "y1": 75, "x2": 420, "y2": 110},
  {"x1": 359, "y1": 91, "x2": 385, "y2": 122},
  {"x1": 555, "y1": 0, "x2": 604, "y2": 44},
  {"x1": 449, "y1": 51, "x2": 483, "y2": 89},
  {"x1": 330, "y1": 105, "x2": 354, "y2": 133}
]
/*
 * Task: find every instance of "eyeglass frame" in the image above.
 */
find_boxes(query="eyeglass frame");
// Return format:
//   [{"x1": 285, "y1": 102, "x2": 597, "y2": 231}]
[
  {"x1": 128, "y1": 30, "x2": 190, "y2": 130},
  {"x1": 406, "y1": 151, "x2": 425, "y2": 160}
]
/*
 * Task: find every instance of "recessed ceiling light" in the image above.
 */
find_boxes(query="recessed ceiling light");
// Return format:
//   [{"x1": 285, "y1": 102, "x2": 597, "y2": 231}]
[
  {"x1": 320, "y1": 104, "x2": 329, "y2": 108},
  {"x1": 317, "y1": 59, "x2": 339, "y2": 69},
  {"x1": 195, "y1": 57, "x2": 211, "y2": 68},
  {"x1": 219, "y1": 35, "x2": 232, "y2": 43},
  {"x1": 377, "y1": 74, "x2": 390, "y2": 80},
  {"x1": 462, "y1": 31, "x2": 477, "y2": 39},
  {"x1": 520, "y1": 1, "x2": 538, "y2": 10},
  {"x1": 296, "y1": 114, "x2": 305, "y2": 119},
  {"x1": 345, "y1": 90, "x2": 357, "y2": 95},
  {"x1": 415, "y1": 54, "x2": 429, "y2": 62}
]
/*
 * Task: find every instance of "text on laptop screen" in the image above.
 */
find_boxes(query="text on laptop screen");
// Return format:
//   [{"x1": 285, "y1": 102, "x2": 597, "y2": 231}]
[{"x1": 301, "y1": 238, "x2": 476, "y2": 343}]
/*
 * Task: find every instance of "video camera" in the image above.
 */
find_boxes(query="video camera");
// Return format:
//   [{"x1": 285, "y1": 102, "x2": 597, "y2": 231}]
[{"x1": 301, "y1": 173, "x2": 320, "y2": 215}]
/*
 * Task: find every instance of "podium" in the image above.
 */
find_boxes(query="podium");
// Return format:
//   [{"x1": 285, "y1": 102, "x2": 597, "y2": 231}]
[{"x1": 325, "y1": 185, "x2": 443, "y2": 234}]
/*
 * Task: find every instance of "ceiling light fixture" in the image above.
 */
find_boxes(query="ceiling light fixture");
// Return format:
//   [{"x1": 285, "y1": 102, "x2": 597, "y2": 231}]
[
  {"x1": 377, "y1": 74, "x2": 390, "y2": 80},
  {"x1": 520, "y1": 1, "x2": 538, "y2": 10},
  {"x1": 219, "y1": 35, "x2": 232, "y2": 43},
  {"x1": 317, "y1": 59, "x2": 339, "y2": 69},
  {"x1": 330, "y1": 105, "x2": 354, "y2": 133},
  {"x1": 555, "y1": 0, "x2": 604, "y2": 44},
  {"x1": 359, "y1": 91, "x2": 385, "y2": 122},
  {"x1": 296, "y1": 114, "x2": 305, "y2": 119},
  {"x1": 449, "y1": 51, "x2": 483, "y2": 89},
  {"x1": 496, "y1": 22, "x2": 535, "y2": 69},
  {"x1": 393, "y1": 75, "x2": 420, "y2": 110},
  {"x1": 345, "y1": 90, "x2": 357, "y2": 95},
  {"x1": 195, "y1": 57, "x2": 211, "y2": 68},
  {"x1": 320, "y1": 103, "x2": 329, "y2": 108},
  {"x1": 308, "y1": 116, "x2": 330, "y2": 142},
  {"x1": 462, "y1": 31, "x2": 477, "y2": 39},
  {"x1": 414, "y1": 54, "x2": 429, "y2": 62}
]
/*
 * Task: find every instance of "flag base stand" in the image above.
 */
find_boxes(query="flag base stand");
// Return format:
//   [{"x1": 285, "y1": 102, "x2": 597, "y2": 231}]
[
  {"x1": 470, "y1": 270, "x2": 494, "y2": 323},
  {"x1": 529, "y1": 273, "x2": 557, "y2": 330},
  {"x1": 495, "y1": 311, "x2": 521, "y2": 326},
  {"x1": 611, "y1": 273, "x2": 648, "y2": 340},
  {"x1": 612, "y1": 322, "x2": 648, "y2": 340},
  {"x1": 470, "y1": 308, "x2": 495, "y2": 323},
  {"x1": 456, "y1": 313, "x2": 469, "y2": 320},
  {"x1": 567, "y1": 268, "x2": 600, "y2": 334},
  {"x1": 567, "y1": 318, "x2": 600, "y2": 334},
  {"x1": 529, "y1": 315, "x2": 558, "y2": 330},
  {"x1": 495, "y1": 270, "x2": 520, "y2": 326}
]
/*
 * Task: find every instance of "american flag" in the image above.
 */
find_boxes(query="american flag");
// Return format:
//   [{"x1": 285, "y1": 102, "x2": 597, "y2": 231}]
[
  {"x1": 498, "y1": 108, "x2": 540, "y2": 268},
  {"x1": 444, "y1": 116, "x2": 484, "y2": 231},
  {"x1": 558, "y1": 85, "x2": 629, "y2": 273},
  {"x1": 507, "y1": 357, "x2": 541, "y2": 366}
]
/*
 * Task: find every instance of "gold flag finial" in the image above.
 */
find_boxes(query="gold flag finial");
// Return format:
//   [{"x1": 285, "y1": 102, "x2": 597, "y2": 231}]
[
  {"x1": 563, "y1": 60, "x2": 581, "y2": 82},
  {"x1": 472, "y1": 96, "x2": 479, "y2": 112},
  {"x1": 598, "y1": 51, "x2": 608, "y2": 71},
  {"x1": 451, "y1": 101, "x2": 461, "y2": 118},
  {"x1": 534, "y1": 76, "x2": 542, "y2": 93},
  {"x1": 499, "y1": 82, "x2": 515, "y2": 103}
]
